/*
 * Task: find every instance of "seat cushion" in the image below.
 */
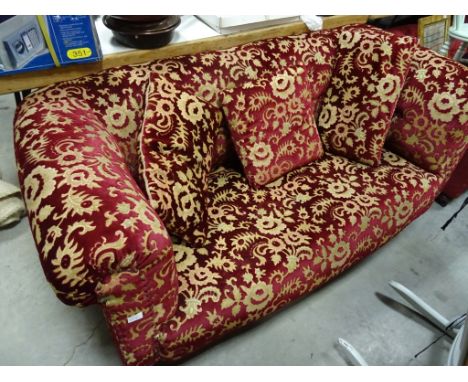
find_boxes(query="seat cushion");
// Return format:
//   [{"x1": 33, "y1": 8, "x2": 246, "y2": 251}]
[
  {"x1": 317, "y1": 25, "x2": 417, "y2": 166},
  {"x1": 155, "y1": 150, "x2": 441, "y2": 361},
  {"x1": 139, "y1": 73, "x2": 223, "y2": 245},
  {"x1": 221, "y1": 66, "x2": 324, "y2": 187}
]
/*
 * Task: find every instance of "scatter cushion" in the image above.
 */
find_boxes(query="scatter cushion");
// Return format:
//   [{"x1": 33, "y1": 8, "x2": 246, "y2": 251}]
[
  {"x1": 221, "y1": 66, "x2": 324, "y2": 187},
  {"x1": 317, "y1": 25, "x2": 417, "y2": 166},
  {"x1": 139, "y1": 73, "x2": 223, "y2": 245}
]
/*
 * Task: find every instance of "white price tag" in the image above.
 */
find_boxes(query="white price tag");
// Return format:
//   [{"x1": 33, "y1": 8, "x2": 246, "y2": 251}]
[{"x1": 127, "y1": 311, "x2": 144, "y2": 323}]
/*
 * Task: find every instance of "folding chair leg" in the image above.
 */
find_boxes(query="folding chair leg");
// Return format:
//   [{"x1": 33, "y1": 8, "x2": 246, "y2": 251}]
[
  {"x1": 337, "y1": 338, "x2": 369, "y2": 366},
  {"x1": 389, "y1": 281, "x2": 455, "y2": 337},
  {"x1": 447, "y1": 312, "x2": 468, "y2": 366}
]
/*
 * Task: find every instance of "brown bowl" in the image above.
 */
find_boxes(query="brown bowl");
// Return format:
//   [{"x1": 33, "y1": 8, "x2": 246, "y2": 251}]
[
  {"x1": 103, "y1": 15, "x2": 181, "y2": 49},
  {"x1": 110, "y1": 15, "x2": 168, "y2": 23},
  {"x1": 104, "y1": 15, "x2": 179, "y2": 33}
]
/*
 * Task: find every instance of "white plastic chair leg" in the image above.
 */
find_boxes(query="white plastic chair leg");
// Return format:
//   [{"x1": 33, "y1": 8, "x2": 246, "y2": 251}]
[
  {"x1": 447, "y1": 312, "x2": 468, "y2": 366},
  {"x1": 388, "y1": 281, "x2": 456, "y2": 337},
  {"x1": 337, "y1": 338, "x2": 369, "y2": 366}
]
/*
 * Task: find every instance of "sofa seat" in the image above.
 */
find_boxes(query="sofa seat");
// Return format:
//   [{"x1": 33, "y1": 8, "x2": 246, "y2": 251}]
[{"x1": 156, "y1": 150, "x2": 441, "y2": 362}]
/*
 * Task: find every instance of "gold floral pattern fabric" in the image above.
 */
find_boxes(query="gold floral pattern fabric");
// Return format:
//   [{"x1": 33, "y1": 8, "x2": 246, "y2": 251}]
[
  {"x1": 17, "y1": 64, "x2": 152, "y2": 178},
  {"x1": 386, "y1": 45, "x2": 468, "y2": 182},
  {"x1": 156, "y1": 150, "x2": 441, "y2": 362},
  {"x1": 139, "y1": 73, "x2": 223, "y2": 245},
  {"x1": 145, "y1": 29, "x2": 338, "y2": 166},
  {"x1": 221, "y1": 66, "x2": 324, "y2": 187},
  {"x1": 14, "y1": 24, "x2": 467, "y2": 366},
  {"x1": 15, "y1": 27, "x2": 339, "y2": 366},
  {"x1": 14, "y1": 97, "x2": 178, "y2": 365},
  {"x1": 317, "y1": 24, "x2": 417, "y2": 166}
]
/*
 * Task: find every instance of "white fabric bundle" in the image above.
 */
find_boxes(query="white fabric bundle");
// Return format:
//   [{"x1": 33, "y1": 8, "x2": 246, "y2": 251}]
[{"x1": 0, "y1": 176, "x2": 25, "y2": 228}]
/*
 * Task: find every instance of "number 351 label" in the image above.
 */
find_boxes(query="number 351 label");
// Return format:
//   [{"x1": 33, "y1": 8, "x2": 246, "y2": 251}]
[{"x1": 66, "y1": 47, "x2": 92, "y2": 60}]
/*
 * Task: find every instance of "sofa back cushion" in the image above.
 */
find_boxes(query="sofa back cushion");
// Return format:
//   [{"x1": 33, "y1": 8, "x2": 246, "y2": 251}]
[
  {"x1": 146, "y1": 29, "x2": 338, "y2": 167},
  {"x1": 386, "y1": 45, "x2": 468, "y2": 182},
  {"x1": 317, "y1": 24, "x2": 417, "y2": 166},
  {"x1": 139, "y1": 73, "x2": 223, "y2": 245},
  {"x1": 221, "y1": 66, "x2": 324, "y2": 187}
]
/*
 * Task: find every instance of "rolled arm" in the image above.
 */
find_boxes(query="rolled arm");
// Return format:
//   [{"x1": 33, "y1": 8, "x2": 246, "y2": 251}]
[
  {"x1": 14, "y1": 94, "x2": 178, "y2": 365},
  {"x1": 387, "y1": 46, "x2": 468, "y2": 187}
]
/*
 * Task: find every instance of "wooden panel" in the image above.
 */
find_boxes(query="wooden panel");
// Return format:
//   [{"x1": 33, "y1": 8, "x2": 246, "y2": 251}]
[
  {"x1": 0, "y1": 15, "x2": 369, "y2": 95},
  {"x1": 322, "y1": 15, "x2": 368, "y2": 29}
]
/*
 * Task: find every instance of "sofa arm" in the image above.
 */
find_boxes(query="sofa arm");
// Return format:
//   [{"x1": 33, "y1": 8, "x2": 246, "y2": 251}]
[
  {"x1": 14, "y1": 95, "x2": 178, "y2": 365},
  {"x1": 386, "y1": 46, "x2": 468, "y2": 185}
]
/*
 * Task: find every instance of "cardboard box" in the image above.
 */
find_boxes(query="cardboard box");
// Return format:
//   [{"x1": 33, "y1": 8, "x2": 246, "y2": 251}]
[{"x1": 0, "y1": 15, "x2": 102, "y2": 76}]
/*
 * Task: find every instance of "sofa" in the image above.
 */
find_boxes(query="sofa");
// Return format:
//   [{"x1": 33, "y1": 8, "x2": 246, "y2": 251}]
[{"x1": 14, "y1": 24, "x2": 468, "y2": 365}]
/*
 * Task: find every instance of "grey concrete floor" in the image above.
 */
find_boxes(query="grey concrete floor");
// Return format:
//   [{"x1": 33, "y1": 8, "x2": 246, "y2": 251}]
[{"x1": 0, "y1": 93, "x2": 467, "y2": 366}]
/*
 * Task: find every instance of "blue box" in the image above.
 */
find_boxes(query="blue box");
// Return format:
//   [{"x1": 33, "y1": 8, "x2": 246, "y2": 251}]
[{"x1": 0, "y1": 15, "x2": 102, "y2": 76}]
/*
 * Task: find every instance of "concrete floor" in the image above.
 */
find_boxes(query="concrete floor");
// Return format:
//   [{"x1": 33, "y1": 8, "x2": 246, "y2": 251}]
[{"x1": 0, "y1": 93, "x2": 467, "y2": 366}]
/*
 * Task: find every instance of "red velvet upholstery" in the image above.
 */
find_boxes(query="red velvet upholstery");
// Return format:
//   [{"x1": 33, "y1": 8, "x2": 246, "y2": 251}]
[
  {"x1": 145, "y1": 28, "x2": 338, "y2": 165},
  {"x1": 386, "y1": 45, "x2": 468, "y2": 185},
  {"x1": 14, "y1": 96, "x2": 178, "y2": 365},
  {"x1": 156, "y1": 150, "x2": 440, "y2": 361},
  {"x1": 19, "y1": 64, "x2": 152, "y2": 178},
  {"x1": 221, "y1": 66, "x2": 324, "y2": 187},
  {"x1": 139, "y1": 73, "x2": 223, "y2": 245},
  {"x1": 13, "y1": 25, "x2": 468, "y2": 365},
  {"x1": 386, "y1": 23, "x2": 418, "y2": 39},
  {"x1": 440, "y1": 150, "x2": 468, "y2": 200},
  {"x1": 317, "y1": 25, "x2": 417, "y2": 166}
]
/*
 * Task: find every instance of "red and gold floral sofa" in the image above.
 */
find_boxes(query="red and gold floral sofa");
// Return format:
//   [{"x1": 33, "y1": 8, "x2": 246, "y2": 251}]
[{"x1": 14, "y1": 24, "x2": 468, "y2": 365}]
